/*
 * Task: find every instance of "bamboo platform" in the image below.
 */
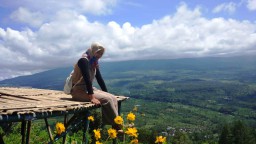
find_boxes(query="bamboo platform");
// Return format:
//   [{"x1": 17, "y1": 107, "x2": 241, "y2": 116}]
[{"x1": 0, "y1": 87, "x2": 129, "y2": 144}]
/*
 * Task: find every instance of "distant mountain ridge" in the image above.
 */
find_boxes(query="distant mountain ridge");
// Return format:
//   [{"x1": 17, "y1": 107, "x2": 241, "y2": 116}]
[
  {"x1": 1, "y1": 56, "x2": 256, "y2": 90},
  {"x1": 2, "y1": 56, "x2": 256, "y2": 142}
]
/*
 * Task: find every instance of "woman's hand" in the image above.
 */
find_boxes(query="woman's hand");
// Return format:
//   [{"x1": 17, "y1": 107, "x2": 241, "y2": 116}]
[{"x1": 89, "y1": 94, "x2": 101, "y2": 105}]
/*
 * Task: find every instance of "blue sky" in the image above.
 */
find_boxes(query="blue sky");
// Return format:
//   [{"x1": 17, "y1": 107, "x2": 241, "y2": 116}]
[
  {"x1": 0, "y1": 0, "x2": 256, "y2": 80},
  {"x1": 89, "y1": 0, "x2": 256, "y2": 26}
]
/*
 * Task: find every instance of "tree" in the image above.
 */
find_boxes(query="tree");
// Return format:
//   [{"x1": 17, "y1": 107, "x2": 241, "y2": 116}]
[
  {"x1": 219, "y1": 124, "x2": 232, "y2": 144},
  {"x1": 172, "y1": 131, "x2": 192, "y2": 144},
  {"x1": 231, "y1": 121, "x2": 251, "y2": 144}
]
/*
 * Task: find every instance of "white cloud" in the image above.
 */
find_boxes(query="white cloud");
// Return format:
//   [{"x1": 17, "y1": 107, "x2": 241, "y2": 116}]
[
  {"x1": 3, "y1": 0, "x2": 117, "y2": 28},
  {"x1": 78, "y1": 0, "x2": 117, "y2": 15},
  {"x1": 213, "y1": 2, "x2": 237, "y2": 14},
  {"x1": 247, "y1": 0, "x2": 256, "y2": 10},
  {"x1": 10, "y1": 7, "x2": 44, "y2": 28},
  {"x1": 4, "y1": 0, "x2": 117, "y2": 16},
  {"x1": 0, "y1": 2, "x2": 256, "y2": 80}
]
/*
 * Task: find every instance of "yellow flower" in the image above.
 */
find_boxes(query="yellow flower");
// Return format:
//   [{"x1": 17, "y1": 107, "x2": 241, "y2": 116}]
[
  {"x1": 55, "y1": 122, "x2": 65, "y2": 135},
  {"x1": 127, "y1": 112, "x2": 136, "y2": 121},
  {"x1": 155, "y1": 136, "x2": 166, "y2": 143},
  {"x1": 88, "y1": 116, "x2": 94, "y2": 122},
  {"x1": 114, "y1": 116, "x2": 123, "y2": 125},
  {"x1": 125, "y1": 127, "x2": 138, "y2": 138},
  {"x1": 130, "y1": 139, "x2": 139, "y2": 144},
  {"x1": 96, "y1": 141, "x2": 102, "y2": 144},
  {"x1": 108, "y1": 128, "x2": 117, "y2": 139},
  {"x1": 93, "y1": 129, "x2": 101, "y2": 140}
]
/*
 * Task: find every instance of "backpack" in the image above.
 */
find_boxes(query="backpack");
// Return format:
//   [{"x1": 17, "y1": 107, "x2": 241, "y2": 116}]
[
  {"x1": 63, "y1": 70, "x2": 73, "y2": 94},
  {"x1": 63, "y1": 70, "x2": 82, "y2": 94}
]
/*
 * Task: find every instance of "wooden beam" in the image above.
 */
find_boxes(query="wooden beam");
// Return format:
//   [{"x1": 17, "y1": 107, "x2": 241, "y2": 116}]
[
  {"x1": 62, "y1": 114, "x2": 68, "y2": 144},
  {"x1": 82, "y1": 112, "x2": 90, "y2": 144},
  {"x1": 44, "y1": 118, "x2": 53, "y2": 142},
  {"x1": 21, "y1": 121, "x2": 26, "y2": 144},
  {"x1": 26, "y1": 120, "x2": 31, "y2": 144}
]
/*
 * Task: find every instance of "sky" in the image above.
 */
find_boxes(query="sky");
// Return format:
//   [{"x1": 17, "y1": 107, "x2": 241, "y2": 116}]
[{"x1": 0, "y1": 0, "x2": 256, "y2": 80}]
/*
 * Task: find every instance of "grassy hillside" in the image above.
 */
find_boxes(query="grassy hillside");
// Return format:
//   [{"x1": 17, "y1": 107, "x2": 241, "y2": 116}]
[{"x1": 1, "y1": 56, "x2": 256, "y2": 143}]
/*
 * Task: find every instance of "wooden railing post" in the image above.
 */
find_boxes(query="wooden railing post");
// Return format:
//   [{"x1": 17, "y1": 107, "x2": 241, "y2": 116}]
[
  {"x1": 21, "y1": 120, "x2": 26, "y2": 144},
  {"x1": 63, "y1": 114, "x2": 68, "y2": 144},
  {"x1": 83, "y1": 111, "x2": 90, "y2": 144},
  {"x1": 118, "y1": 101, "x2": 122, "y2": 115},
  {"x1": 26, "y1": 120, "x2": 32, "y2": 144},
  {"x1": 44, "y1": 118, "x2": 54, "y2": 143}
]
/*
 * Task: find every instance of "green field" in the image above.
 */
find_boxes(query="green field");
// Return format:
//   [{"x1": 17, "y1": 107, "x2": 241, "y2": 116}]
[{"x1": 1, "y1": 56, "x2": 256, "y2": 143}]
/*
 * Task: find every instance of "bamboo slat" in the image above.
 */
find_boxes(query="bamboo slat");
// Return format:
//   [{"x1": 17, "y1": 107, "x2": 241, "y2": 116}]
[{"x1": 0, "y1": 87, "x2": 129, "y2": 120}]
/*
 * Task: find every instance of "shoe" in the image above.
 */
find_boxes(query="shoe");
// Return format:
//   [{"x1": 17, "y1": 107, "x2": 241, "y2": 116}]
[
  {"x1": 128, "y1": 123, "x2": 134, "y2": 128},
  {"x1": 117, "y1": 129, "x2": 124, "y2": 133}
]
